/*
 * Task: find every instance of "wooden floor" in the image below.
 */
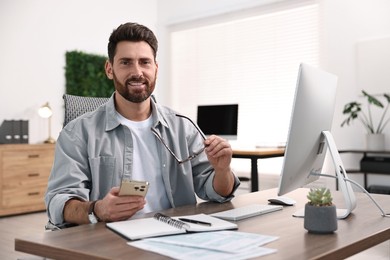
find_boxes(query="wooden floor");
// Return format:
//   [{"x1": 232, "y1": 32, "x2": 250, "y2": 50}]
[
  {"x1": 0, "y1": 211, "x2": 48, "y2": 260},
  {"x1": 1, "y1": 176, "x2": 389, "y2": 260}
]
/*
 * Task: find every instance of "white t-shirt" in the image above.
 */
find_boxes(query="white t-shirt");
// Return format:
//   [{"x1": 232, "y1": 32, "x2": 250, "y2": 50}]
[{"x1": 116, "y1": 112, "x2": 170, "y2": 215}]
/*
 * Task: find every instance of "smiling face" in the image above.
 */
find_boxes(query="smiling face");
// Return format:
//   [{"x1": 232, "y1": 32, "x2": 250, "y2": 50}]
[{"x1": 105, "y1": 41, "x2": 158, "y2": 103}]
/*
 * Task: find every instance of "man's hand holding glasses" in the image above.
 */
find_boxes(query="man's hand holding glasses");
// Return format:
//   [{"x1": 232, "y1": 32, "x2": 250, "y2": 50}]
[{"x1": 152, "y1": 114, "x2": 235, "y2": 197}]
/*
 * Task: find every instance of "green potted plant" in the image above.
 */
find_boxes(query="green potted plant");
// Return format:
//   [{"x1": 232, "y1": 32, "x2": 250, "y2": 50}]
[
  {"x1": 304, "y1": 188, "x2": 337, "y2": 234},
  {"x1": 341, "y1": 90, "x2": 390, "y2": 150}
]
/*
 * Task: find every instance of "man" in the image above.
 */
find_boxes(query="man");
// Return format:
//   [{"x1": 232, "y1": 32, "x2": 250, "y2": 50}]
[{"x1": 45, "y1": 22, "x2": 240, "y2": 227}]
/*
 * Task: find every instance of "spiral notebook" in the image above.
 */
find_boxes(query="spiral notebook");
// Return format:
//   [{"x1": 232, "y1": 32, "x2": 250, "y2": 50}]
[{"x1": 106, "y1": 213, "x2": 237, "y2": 240}]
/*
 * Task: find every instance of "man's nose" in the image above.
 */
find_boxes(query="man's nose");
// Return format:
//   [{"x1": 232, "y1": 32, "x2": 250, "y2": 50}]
[{"x1": 130, "y1": 64, "x2": 143, "y2": 78}]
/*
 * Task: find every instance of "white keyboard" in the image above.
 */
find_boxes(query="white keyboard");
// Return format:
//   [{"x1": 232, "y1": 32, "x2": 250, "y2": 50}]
[{"x1": 211, "y1": 204, "x2": 283, "y2": 221}]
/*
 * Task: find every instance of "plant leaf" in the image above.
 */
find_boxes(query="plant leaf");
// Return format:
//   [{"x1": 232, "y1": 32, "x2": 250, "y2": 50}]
[
  {"x1": 384, "y1": 93, "x2": 390, "y2": 103},
  {"x1": 362, "y1": 90, "x2": 384, "y2": 108}
]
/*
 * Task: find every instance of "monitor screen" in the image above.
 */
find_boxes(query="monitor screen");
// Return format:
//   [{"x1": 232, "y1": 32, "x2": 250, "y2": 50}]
[
  {"x1": 278, "y1": 63, "x2": 357, "y2": 219},
  {"x1": 278, "y1": 63, "x2": 338, "y2": 196},
  {"x1": 197, "y1": 104, "x2": 238, "y2": 140}
]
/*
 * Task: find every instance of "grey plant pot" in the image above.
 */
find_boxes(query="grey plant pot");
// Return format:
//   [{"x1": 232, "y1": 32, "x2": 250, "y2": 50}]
[{"x1": 304, "y1": 203, "x2": 338, "y2": 234}]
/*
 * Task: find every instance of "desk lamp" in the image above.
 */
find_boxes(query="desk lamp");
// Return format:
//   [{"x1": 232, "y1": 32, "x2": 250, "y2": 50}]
[{"x1": 38, "y1": 102, "x2": 56, "y2": 144}]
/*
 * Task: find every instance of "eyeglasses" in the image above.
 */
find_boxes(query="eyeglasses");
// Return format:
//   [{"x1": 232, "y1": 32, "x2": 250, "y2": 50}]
[{"x1": 151, "y1": 114, "x2": 206, "y2": 164}]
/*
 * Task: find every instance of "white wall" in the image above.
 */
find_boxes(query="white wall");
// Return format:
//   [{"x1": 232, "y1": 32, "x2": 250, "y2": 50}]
[
  {"x1": 1, "y1": 0, "x2": 389, "y2": 184},
  {"x1": 0, "y1": 0, "x2": 157, "y2": 143},
  {"x1": 157, "y1": 0, "x2": 390, "y2": 149},
  {"x1": 320, "y1": 0, "x2": 390, "y2": 187},
  {"x1": 156, "y1": 0, "x2": 289, "y2": 106},
  {"x1": 157, "y1": 0, "x2": 390, "y2": 186},
  {"x1": 320, "y1": 0, "x2": 390, "y2": 149}
]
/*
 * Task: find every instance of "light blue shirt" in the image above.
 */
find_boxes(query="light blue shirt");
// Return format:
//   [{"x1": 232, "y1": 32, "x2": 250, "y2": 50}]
[{"x1": 45, "y1": 94, "x2": 240, "y2": 225}]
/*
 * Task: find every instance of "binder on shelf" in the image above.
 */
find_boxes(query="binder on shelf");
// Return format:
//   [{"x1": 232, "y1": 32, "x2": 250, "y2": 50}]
[
  {"x1": 20, "y1": 120, "x2": 29, "y2": 143},
  {"x1": 0, "y1": 120, "x2": 14, "y2": 144},
  {"x1": 12, "y1": 120, "x2": 21, "y2": 143},
  {"x1": 0, "y1": 120, "x2": 29, "y2": 144}
]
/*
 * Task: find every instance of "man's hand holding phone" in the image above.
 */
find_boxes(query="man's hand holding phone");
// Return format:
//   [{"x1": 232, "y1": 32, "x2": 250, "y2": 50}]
[
  {"x1": 95, "y1": 183, "x2": 148, "y2": 222},
  {"x1": 118, "y1": 180, "x2": 149, "y2": 197}
]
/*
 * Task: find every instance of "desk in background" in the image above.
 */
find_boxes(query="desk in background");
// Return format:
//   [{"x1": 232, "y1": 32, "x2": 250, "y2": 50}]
[
  {"x1": 232, "y1": 148, "x2": 285, "y2": 192},
  {"x1": 15, "y1": 188, "x2": 390, "y2": 260}
]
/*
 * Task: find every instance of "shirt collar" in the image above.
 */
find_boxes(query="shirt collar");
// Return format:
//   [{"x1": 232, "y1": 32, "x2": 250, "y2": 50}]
[
  {"x1": 150, "y1": 95, "x2": 169, "y2": 129},
  {"x1": 104, "y1": 93, "x2": 169, "y2": 131}
]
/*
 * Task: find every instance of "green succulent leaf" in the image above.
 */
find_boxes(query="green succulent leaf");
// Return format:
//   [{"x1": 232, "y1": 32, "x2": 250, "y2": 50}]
[{"x1": 307, "y1": 188, "x2": 333, "y2": 206}]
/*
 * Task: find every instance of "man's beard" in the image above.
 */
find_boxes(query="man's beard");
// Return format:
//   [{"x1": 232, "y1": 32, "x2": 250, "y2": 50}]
[{"x1": 113, "y1": 73, "x2": 156, "y2": 103}]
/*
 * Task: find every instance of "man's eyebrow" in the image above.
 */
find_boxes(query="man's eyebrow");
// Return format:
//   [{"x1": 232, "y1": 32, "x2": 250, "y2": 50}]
[
  {"x1": 118, "y1": 57, "x2": 152, "y2": 61},
  {"x1": 118, "y1": 57, "x2": 132, "y2": 61}
]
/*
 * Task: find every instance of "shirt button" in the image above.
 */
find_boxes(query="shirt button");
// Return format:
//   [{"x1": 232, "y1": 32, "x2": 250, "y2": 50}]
[{"x1": 163, "y1": 164, "x2": 166, "y2": 167}]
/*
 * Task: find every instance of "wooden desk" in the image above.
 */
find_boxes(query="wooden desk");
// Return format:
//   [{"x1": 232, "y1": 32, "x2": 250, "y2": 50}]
[
  {"x1": 232, "y1": 148, "x2": 285, "y2": 192},
  {"x1": 15, "y1": 188, "x2": 390, "y2": 260}
]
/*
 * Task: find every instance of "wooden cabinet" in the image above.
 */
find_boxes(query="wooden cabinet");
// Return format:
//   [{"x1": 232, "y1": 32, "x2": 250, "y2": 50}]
[{"x1": 0, "y1": 144, "x2": 55, "y2": 216}]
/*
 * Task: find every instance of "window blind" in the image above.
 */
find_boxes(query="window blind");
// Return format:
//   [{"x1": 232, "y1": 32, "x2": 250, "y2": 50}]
[{"x1": 169, "y1": 2, "x2": 319, "y2": 146}]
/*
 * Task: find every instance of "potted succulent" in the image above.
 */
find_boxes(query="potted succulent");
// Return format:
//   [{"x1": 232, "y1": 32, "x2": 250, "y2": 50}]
[
  {"x1": 304, "y1": 188, "x2": 337, "y2": 234},
  {"x1": 341, "y1": 90, "x2": 390, "y2": 150}
]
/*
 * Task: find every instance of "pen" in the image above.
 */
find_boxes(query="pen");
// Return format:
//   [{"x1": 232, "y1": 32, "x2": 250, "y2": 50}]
[{"x1": 178, "y1": 218, "x2": 212, "y2": 226}]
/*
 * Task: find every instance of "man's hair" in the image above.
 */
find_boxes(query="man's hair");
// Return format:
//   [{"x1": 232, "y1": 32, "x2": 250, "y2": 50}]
[{"x1": 107, "y1": 22, "x2": 158, "y2": 63}]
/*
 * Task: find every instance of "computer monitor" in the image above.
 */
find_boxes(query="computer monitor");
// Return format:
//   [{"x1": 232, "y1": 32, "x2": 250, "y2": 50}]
[
  {"x1": 277, "y1": 63, "x2": 356, "y2": 219},
  {"x1": 197, "y1": 104, "x2": 238, "y2": 140}
]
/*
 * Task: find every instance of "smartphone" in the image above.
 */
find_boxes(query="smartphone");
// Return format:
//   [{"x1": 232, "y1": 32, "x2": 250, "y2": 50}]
[{"x1": 118, "y1": 180, "x2": 149, "y2": 197}]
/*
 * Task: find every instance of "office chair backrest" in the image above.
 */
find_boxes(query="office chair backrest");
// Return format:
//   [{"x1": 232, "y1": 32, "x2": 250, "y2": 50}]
[{"x1": 63, "y1": 94, "x2": 109, "y2": 127}]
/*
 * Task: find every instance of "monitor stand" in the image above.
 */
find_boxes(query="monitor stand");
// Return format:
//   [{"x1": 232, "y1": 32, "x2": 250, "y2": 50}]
[{"x1": 293, "y1": 130, "x2": 357, "y2": 219}]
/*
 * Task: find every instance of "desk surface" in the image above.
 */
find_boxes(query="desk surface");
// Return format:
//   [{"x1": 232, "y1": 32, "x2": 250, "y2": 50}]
[{"x1": 15, "y1": 188, "x2": 390, "y2": 260}]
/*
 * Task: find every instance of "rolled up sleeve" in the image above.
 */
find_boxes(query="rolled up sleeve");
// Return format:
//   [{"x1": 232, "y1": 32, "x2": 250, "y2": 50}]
[{"x1": 45, "y1": 127, "x2": 90, "y2": 225}]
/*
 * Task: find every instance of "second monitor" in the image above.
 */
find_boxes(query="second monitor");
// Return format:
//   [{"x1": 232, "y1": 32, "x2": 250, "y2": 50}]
[{"x1": 197, "y1": 104, "x2": 238, "y2": 140}]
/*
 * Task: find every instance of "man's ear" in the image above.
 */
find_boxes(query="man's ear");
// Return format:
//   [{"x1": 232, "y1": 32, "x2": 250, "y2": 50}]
[
  {"x1": 105, "y1": 60, "x2": 113, "y2": 79},
  {"x1": 155, "y1": 61, "x2": 158, "y2": 80}
]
